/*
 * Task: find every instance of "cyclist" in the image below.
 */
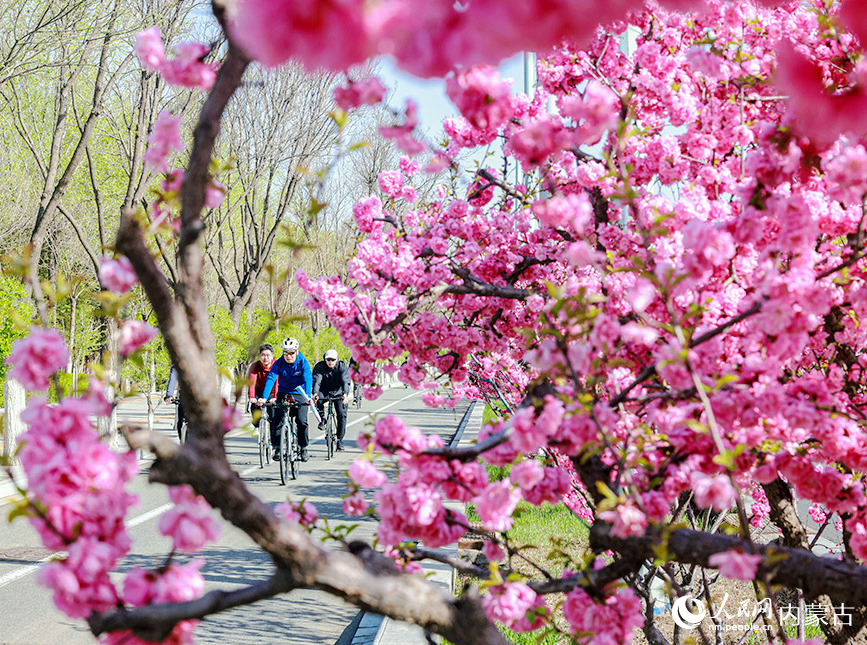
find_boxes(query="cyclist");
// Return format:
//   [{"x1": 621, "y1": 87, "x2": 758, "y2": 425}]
[
  {"x1": 312, "y1": 349, "x2": 351, "y2": 451},
  {"x1": 163, "y1": 365, "x2": 185, "y2": 440},
  {"x1": 259, "y1": 337, "x2": 312, "y2": 462},
  {"x1": 248, "y1": 344, "x2": 277, "y2": 431}
]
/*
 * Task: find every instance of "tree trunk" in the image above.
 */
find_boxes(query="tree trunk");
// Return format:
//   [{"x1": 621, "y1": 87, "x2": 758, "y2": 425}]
[
  {"x1": 2, "y1": 378, "x2": 26, "y2": 465},
  {"x1": 97, "y1": 319, "x2": 119, "y2": 448},
  {"x1": 67, "y1": 295, "x2": 78, "y2": 373}
]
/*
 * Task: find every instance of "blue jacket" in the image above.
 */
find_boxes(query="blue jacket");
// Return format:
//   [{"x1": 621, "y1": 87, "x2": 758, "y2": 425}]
[{"x1": 262, "y1": 353, "x2": 312, "y2": 399}]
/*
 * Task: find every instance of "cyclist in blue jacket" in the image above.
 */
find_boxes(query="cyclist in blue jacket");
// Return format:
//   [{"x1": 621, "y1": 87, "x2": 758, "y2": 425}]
[{"x1": 259, "y1": 337, "x2": 313, "y2": 461}]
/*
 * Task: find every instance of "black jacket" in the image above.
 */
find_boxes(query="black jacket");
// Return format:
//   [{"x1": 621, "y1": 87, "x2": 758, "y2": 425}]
[{"x1": 312, "y1": 360, "x2": 351, "y2": 398}]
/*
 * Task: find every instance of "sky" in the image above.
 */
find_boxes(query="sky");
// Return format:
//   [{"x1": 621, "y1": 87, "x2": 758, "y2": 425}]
[{"x1": 379, "y1": 54, "x2": 528, "y2": 142}]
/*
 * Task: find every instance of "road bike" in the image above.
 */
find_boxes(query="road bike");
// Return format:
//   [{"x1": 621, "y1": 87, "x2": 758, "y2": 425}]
[
  {"x1": 318, "y1": 396, "x2": 342, "y2": 459},
  {"x1": 252, "y1": 404, "x2": 271, "y2": 468},
  {"x1": 268, "y1": 400, "x2": 301, "y2": 484},
  {"x1": 170, "y1": 396, "x2": 188, "y2": 443}
]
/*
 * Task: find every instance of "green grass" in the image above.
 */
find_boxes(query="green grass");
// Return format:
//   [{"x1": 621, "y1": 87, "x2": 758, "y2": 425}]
[{"x1": 461, "y1": 405, "x2": 588, "y2": 643}]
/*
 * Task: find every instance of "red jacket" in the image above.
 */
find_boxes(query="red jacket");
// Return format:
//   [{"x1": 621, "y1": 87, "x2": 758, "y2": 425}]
[{"x1": 249, "y1": 361, "x2": 277, "y2": 399}]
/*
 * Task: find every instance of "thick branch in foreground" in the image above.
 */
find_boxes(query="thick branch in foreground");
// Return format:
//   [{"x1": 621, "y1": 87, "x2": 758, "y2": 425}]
[
  {"x1": 116, "y1": 212, "x2": 222, "y2": 435},
  {"x1": 101, "y1": 428, "x2": 506, "y2": 645},
  {"x1": 89, "y1": 571, "x2": 298, "y2": 640},
  {"x1": 591, "y1": 523, "x2": 867, "y2": 606}
]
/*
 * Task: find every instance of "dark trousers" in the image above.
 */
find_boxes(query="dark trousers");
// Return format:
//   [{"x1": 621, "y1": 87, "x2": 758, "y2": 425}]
[
  {"x1": 316, "y1": 398, "x2": 347, "y2": 440},
  {"x1": 270, "y1": 392, "x2": 309, "y2": 448},
  {"x1": 175, "y1": 403, "x2": 186, "y2": 440}
]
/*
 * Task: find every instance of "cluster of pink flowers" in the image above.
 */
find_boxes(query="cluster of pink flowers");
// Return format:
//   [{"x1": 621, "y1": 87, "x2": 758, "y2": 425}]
[
  {"x1": 118, "y1": 320, "x2": 158, "y2": 357},
  {"x1": 445, "y1": 66, "x2": 514, "y2": 131},
  {"x1": 17, "y1": 388, "x2": 138, "y2": 618},
  {"x1": 159, "y1": 485, "x2": 221, "y2": 554},
  {"x1": 294, "y1": 7, "x2": 867, "y2": 638},
  {"x1": 6, "y1": 328, "x2": 69, "y2": 390},
  {"x1": 275, "y1": 499, "x2": 320, "y2": 529},
  {"x1": 481, "y1": 582, "x2": 538, "y2": 629},
  {"x1": 134, "y1": 26, "x2": 216, "y2": 91},
  {"x1": 563, "y1": 586, "x2": 644, "y2": 644},
  {"x1": 143, "y1": 111, "x2": 183, "y2": 173},
  {"x1": 333, "y1": 76, "x2": 386, "y2": 111},
  {"x1": 103, "y1": 560, "x2": 206, "y2": 645},
  {"x1": 98, "y1": 255, "x2": 138, "y2": 294},
  {"x1": 707, "y1": 549, "x2": 763, "y2": 581}
]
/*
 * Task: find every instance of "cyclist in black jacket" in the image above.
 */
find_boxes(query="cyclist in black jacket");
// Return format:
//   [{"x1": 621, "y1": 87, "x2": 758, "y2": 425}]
[{"x1": 311, "y1": 349, "x2": 351, "y2": 451}]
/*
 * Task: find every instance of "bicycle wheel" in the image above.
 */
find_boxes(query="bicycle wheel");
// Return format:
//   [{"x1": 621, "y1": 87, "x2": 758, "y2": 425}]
[
  {"x1": 326, "y1": 407, "x2": 335, "y2": 460},
  {"x1": 289, "y1": 419, "x2": 298, "y2": 480},
  {"x1": 279, "y1": 420, "x2": 289, "y2": 486},
  {"x1": 263, "y1": 418, "x2": 271, "y2": 465},
  {"x1": 258, "y1": 419, "x2": 267, "y2": 468},
  {"x1": 180, "y1": 421, "x2": 187, "y2": 444}
]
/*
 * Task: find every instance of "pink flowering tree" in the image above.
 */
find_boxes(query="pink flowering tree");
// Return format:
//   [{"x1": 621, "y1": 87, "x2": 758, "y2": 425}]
[{"x1": 14, "y1": 0, "x2": 867, "y2": 644}]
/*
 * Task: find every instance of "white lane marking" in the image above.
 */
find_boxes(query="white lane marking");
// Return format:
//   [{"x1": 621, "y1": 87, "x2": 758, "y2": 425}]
[
  {"x1": 0, "y1": 563, "x2": 42, "y2": 588},
  {"x1": 0, "y1": 390, "x2": 422, "y2": 588},
  {"x1": 0, "y1": 501, "x2": 176, "y2": 589},
  {"x1": 127, "y1": 503, "x2": 173, "y2": 528}
]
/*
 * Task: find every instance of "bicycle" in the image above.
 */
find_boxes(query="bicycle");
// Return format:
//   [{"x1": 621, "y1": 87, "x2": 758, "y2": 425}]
[
  {"x1": 170, "y1": 396, "x2": 188, "y2": 443},
  {"x1": 267, "y1": 400, "x2": 301, "y2": 484},
  {"x1": 318, "y1": 396, "x2": 342, "y2": 459},
  {"x1": 252, "y1": 404, "x2": 271, "y2": 468}
]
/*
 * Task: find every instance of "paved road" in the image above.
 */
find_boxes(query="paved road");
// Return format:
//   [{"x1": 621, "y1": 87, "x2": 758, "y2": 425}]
[{"x1": 0, "y1": 387, "x2": 468, "y2": 645}]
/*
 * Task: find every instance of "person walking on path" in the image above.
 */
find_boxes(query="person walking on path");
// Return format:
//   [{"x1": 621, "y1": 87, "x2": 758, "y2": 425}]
[
  {"x1": 312, "y1": 349, "x2": 351, "y2": 451},
  {"x1": 260, "y1": 337, "x2": 312, "y2": 461}
]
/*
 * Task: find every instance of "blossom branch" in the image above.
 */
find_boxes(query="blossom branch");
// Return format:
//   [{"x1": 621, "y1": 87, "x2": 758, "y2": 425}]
[
  {"x1": 89, "y1": 571, "x2": 299, "y2": 639},
  {"x1": 590, "y1": 523, "x2": 867, "y2": 607}
]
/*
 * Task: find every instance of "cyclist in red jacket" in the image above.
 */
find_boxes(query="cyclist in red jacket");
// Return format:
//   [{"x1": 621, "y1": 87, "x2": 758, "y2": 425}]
[{"x1": 248, "y1": 344, "x2": 277, "y2": 431}]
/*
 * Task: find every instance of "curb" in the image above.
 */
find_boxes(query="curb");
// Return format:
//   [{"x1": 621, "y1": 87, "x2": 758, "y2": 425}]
[{"x1": 354, "y1": 400, "x2": 483, "y2": 645}]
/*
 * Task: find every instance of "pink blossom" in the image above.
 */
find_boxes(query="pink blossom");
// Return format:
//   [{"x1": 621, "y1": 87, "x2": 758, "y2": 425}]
[
  {"x1": 205, "y1": 179, "x2": 225, "y2": 209},
  {"x1": 353, "y1": 195, "x2": 384, "y2": 234},
  {"x1": 134, "y1": 26, "x2": 165, "y2": 73},
  {"x1": 475, "y1": 480, "x2": 521, "y2": 532},
  {"x1": 378, "y1": 170, "x2": 405, "y2": 198},
  {"x1": 160, "y1": 42, "x2": 216, "y2": 91},
  {"x1": 399, "y1": 156, "x2": 421, "y2": 177},
  {"x1": 349, "y1": 459, "x2": 387, "y2": 488},
  {"x1": 343, "y1": 492, "x2": 369, "y2": 516},
  {"x1": 558, "y1": 80, "x2": 619, "y2": 144},
  {"x1": 6, "y1": 328, "x2": 69, "y2": 390},
  {"x1": 98, "y1": 255, "x2": 138, "y2": 294},
  {"x1": 222, "y1": 403, "x2": 243, "y2": 434},
  {"x1": 118, "y1": 320, "x2": 158, "y2": 357},
  {"x1": 692, "y1": 473, "x2": 737, "y2": 512},
  {"x1": 333, "y1": 76, "x2": 386, "y2": 111},
  {"x1": 481, "y1": 582, "x2": 537, "y2": 627},
  {"x1": 143, "y1": 111, "x2": 183, "y2": 173},
  {"x1": 232, "y1": 0, "x2": 369, "y2": 71},
  {"x1": 531, "y1": 193, "x2": 592, "y2": 232},
  {"x1": 275, "y1": 500, "x2": 319, "y2": 528},
  {"x1": 599, "y1": 502, "x2": 649, "y2": 539},
  {"x1": 510, "y1": 460, "x2": 544, "y2": 490},
  {"x1": 708, "y1": 549, "x2": 763, "y2": 581},
  {"x1": 379, "y1": 100, "x2": 425, "y2": 154},
  {"x1": 159, "y1": 485, "x2": 220, "y2": 554},
  {"x1": 483, "y1": 540, "x2": 506, "y2": 562},
  {"x1": 446, "y1": 65, "x2": 514, "y2": 131}
]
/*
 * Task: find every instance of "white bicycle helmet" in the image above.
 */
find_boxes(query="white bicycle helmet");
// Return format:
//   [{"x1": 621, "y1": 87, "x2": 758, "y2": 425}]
[{"x1": 281, "y1": 337, "x2": 300, "y2": 352}]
